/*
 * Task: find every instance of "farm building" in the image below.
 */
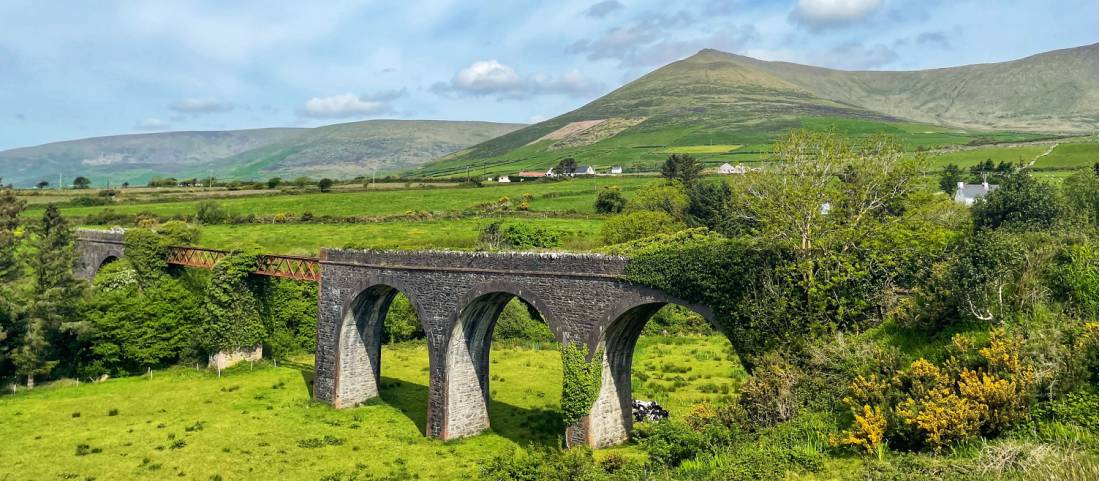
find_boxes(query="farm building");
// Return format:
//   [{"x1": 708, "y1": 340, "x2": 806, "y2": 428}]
[
  {"x1": 954, "y1": 182, "x2": 998, "y2": 205},
  {"x1": 545, "y1": 165, "x2": 596, "y2": 177},
  {"x1": 497, "y1": 176, "x2": 511, "y2": 183},
  {"x1": 610, "y1": 165, "x2": 623, "y2": 175},
  {"x1": 718, "y1": 163, "x2": 747, "y2": 174},
  {"x1": 517, "y1": 171, "x2": 546, "y2": 180}
]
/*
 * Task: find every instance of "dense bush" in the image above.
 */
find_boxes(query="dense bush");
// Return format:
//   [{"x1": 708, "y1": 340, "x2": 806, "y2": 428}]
[
  {"x1": 195, "y1": 200, "x2": 228, "y2": 224},
  {"x1": 601, "y1": 211, "x2": 685, "y2": 245},
  {"x1": 477, "y1": 221, "x2": 561, "y2": 250},
  {"x1": 595, "y1": 186, "x2": 626, "y2": 214}
]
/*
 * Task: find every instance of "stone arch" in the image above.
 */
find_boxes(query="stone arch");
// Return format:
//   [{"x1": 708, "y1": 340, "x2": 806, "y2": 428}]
[
  {"x1": 583, "y1": 289, "x2": 719, "y2": 448},
  {"x1": 332, "y1": 276, "x2": 428, "y2": 409},
  {"x1": 441, "y1": 281, "x2": 557, "y2": 440},
  {"x1": 98, "y1": 255, "x2": 119, "y2": 269}
]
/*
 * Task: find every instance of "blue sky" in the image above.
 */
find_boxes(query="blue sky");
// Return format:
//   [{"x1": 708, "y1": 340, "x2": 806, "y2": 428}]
[{"x1": 0, "y1": 0, "x2": 1095, "y2": 150}]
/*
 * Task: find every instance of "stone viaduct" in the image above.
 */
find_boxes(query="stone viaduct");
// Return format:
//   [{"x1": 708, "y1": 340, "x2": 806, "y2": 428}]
[{"x1": 75, "y1": 230, "x2": 717, "y2": 448}]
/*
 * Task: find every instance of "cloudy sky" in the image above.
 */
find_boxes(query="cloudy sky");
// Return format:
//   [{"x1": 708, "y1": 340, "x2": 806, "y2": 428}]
[{"x1": 0, "y1": 0, "x2": 1095, "y2": 150}]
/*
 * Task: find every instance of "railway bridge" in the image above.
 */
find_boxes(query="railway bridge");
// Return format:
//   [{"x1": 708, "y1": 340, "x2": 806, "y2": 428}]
[{"x1": 75, "y1": 229, "x2": 717, "y2": 448}]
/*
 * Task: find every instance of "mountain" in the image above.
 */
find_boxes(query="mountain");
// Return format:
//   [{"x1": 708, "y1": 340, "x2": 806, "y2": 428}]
[
  {"x1": 216, "y1": 120, "x2": 525, "y2": 180},
  {"x1": 0, "y1": 120, "x2": 524, "y2": 187},
  {"x1": 413, "y1": 44, "x2": 1097, "y2": 178}
]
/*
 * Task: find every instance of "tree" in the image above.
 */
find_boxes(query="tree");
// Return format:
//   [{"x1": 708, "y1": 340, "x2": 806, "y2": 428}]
[
  {"x1": 687, "y1": 181, "x2": 732, "y2": 232},
  {"x1": 661, "y1": 154, "x2": 704, "y2": 186},
  {"x1": 627, "y1": 183, "x2": 690, "y2": 221},
  {"x1": 293, "y1": 176, "x2": 312, "y2": 188},
  {"x1": 972, "y1": 172, "x2": 1061, "y2": 231},
  {"x1": 14, "y1": 205, "x2": 84, "y2": 387},
  {"x1": 939, "y1": 163, "x2": 962, "y2": 196},
  {"x1": 0, "y1": 183, "x2": 26, "y2": 382},
  {"x1": 72, "y1": 176, "x2": 91, "y2": 189},
  {"x1": 266, "y1": 177, "x2": 282, "y2": 189},
  {"x1": 601, "y1": 211, "x2": 685, "y2": 245},
  {"x1": 195, "y1": 201, "x2": 228, "y2": 225},
  {"x1": 1061, "y1": 165, "x2": 1099, "y2": 228},
  {"x1": 594, "y1": 186, "x2": 626, "y2": 214},
  {"x1": 35, "y1": 181, "x2": 49, "y2": 189},
  {"x1": 553, "y1": 158, "x2": 578, "y2": 177},
  {"x1": 121, "y1": 182, "x2": 130, "y2": 189},
  {"x1": 318, "y1": 178, "x2": 334, "y2": 193}
]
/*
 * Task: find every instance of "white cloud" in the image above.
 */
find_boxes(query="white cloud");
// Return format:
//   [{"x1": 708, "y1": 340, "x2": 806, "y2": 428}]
[
  {"x1": 789, "y1": 0, "x2": 882, "y2": 30},
  {"x1": 433, "y1": 60, "x2": 602, "y2": 99},
  {"x1": 298, "y1": 93, "x2": 394, "y2": 118},
  {"x1": 169, "y1": 97, "x2": 234, "y2": 115},
  {"x1": 452, "y1": 60, "x2": 524, "y2": 94},
  {"x1": 134, "y1": 118, "x2": 171, "y2": 131}
]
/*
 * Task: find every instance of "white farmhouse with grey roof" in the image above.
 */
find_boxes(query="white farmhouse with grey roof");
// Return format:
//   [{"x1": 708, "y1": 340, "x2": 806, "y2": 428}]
[{"x1": 954, "y1": 181, "x2": 998, "y2": 206}]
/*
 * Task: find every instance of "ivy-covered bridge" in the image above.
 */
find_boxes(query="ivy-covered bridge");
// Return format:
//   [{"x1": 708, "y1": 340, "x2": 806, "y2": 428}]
[{"x1": 74, "y1": 229, "x2": 716, "y2": 448}]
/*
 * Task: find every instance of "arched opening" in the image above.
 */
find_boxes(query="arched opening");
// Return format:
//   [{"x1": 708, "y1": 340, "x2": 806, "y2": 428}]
[
  {"x1": 335, "y1": 283, "x2": 427, "y2": 421},
  {"x1": 587, "y1": 300, "x2": 737, "y2": 448},
  {"x1": 96, "y1": 255, "x2": 119, "y2": 274},
  {"x1": 442, "y1": 290, "x2": 558, "y2": 442}
]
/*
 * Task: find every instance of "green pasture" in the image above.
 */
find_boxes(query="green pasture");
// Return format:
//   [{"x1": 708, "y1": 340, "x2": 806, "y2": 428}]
[
  {"x1": 927, "y1": 141, "x2": 1097, "y2": 170},
  {"x1": 29, "y1": 177, "x2": 657, "y2": 220},
  {"x1": 0, "y1": 335, "x2": 742, "y2": 480},
  {"x1": 189, "y1": 217, "x2": 606, "y2": 255}
]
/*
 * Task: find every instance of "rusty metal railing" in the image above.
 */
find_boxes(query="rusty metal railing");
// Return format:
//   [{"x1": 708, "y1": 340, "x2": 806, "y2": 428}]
[{"x1": 165, "y1": 246, "x2": 320, "y2": 282}]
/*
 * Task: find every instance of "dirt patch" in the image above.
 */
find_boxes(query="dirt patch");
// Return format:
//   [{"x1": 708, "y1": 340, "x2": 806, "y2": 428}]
[{"x1": 548, "y1": 117, "x2": 647, "y2": 150}]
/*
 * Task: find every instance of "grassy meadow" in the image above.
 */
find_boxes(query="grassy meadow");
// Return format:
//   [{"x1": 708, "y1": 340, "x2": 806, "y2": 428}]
[{"x1": 0, "y1": 336, "x2": 742, "y2": 480}]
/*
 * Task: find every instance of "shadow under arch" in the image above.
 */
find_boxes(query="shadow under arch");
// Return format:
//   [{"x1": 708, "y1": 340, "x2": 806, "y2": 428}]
[
  {"x1": 584, "y1": 289, "x2": 722, "y2": 448},
  {"x1": 440, "y1": 281, "x2": 559, "y2": 440},
  {"x1": 93, "y1": 255, "x2": 119, "y2": 278},
  {"x1": 333, "y1": 275, "x2": 429, "y2": 413}
]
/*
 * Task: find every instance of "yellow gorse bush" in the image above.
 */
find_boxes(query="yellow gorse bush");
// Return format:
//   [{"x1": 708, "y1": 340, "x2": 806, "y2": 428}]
[
  {"x1": 837, "y1": 330, "x2": 1038, "y2": 453},
  {"x1": 832, "y1": 404, "x2": 887, "y2": 456}
]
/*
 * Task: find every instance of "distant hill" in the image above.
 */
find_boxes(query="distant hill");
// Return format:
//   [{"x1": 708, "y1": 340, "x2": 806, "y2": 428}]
[
  {"x1": 413, "y1": 44, "x2": 1097, "y2": 178},
  {"x1": 0, "y1": 120, "x2": 523, "y2": 187},
  {"x1": 217, "y1": 120, "x2": 526, "y2": 181}
]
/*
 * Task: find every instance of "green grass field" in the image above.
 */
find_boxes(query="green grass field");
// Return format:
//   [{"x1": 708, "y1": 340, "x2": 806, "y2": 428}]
[
  {"x1": 926, "y1": 141, "x2": 1097, "y2": 170},
  {"x1": 187, "y1": 217, "x2": 606, "y2": 255},
  {"x1": 27, "y1": 177, "x2": 657, "y2": 220},
  {"x1": 0, "y1": 335, "x2": 742, "y2": 480}
]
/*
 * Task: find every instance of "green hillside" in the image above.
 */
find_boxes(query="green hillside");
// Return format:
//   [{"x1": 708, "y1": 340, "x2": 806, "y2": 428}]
[
  {"x1": 414, "y1": 45, "x2": 1096, "y2": 178},
  {"x1": 218, "y1": 120, "x2": 524, "y2": 180},
  {"x1": 0, "y1": 120, "x2": 524, "y2": 187},
  {"x1": 0, "y1": 128, "x2": 303, "y2": 187}
]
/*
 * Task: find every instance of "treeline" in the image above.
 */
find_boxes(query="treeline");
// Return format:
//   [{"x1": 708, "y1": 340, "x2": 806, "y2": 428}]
[
  {"x1": 482, "y1": 131, "x2": 1099, "y2": 480},
  {"x1": 0, "y1": 192, "x2": 321, "y2": 386}
]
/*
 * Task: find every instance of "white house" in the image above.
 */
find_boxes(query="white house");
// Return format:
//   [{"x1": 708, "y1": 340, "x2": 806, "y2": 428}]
[
  {"x1": 610, "y1": 165, "x2": 623, "y2": 175},
  {"x1": 574, "y1": 165, "x2": 595, "y2": 176},
  {"x1": 718, "y1": 163, "x2": 747, "y2": 174},
  {"x1": 497, "y1": 176, "x2": 511, "y2": 183},
  {"x1": 954, "y1": 181, "x2": 998, "y2": 206}
]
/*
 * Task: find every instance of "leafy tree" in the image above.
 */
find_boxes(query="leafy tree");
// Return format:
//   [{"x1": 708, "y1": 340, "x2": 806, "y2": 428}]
[
  {"x1": 318, "y1": 178, "x2": 334, "y2": 193},
  {"x1": 35, "y1": 181, "x2": 48, "y2": 189},
  {"x1": 602, "y1": 211, "x2": 685, "y2": 245},
  {"x1": 72, "y1": 176, "x2": 91, "y2": 189},
  {"x1": 121, "y1": 182, "x2": 130, "y2": 189},
  {"x1": 939, "y1": 163, "x2": 962, "y2": 196},
  {"x1": 628, "y1": 183, "x2": 690, "y2": 221},
  {"x1": 553, "y1": 157, "x2": 578, "y2": 177},
  {"x1": 266, "y1": 177, "x2": 282, "y2": 189},
  {"x1": 195, "y1": 200, "x2": 228, "y2": 224},
  {"x1": 83, "y1": 261, "x2": 203, "y2": 374},
  {"x1": 972, "y1": 172, "x2": 1061, "y2": 231},
  {"x1": 1061, "y1": 166, "x2": 1098, "y2": 228},
  {"x1": 293, "y1": 176, "x2": 312, "y2": 188},
  {"x1": 661, "y1": 154, "x2": 704, "y2": 186},
  {"x1": 686, "y1": 181, "x2": 732, "y2": 232},
  {"x1": 594, "y1": 186, "x2": 626, "y2": 214}
]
